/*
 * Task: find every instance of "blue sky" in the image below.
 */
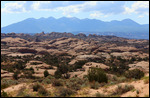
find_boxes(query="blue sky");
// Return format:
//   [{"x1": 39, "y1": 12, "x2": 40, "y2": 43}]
[{"x1": 1, "y1": 1, "x2": 149, "y2": 27}]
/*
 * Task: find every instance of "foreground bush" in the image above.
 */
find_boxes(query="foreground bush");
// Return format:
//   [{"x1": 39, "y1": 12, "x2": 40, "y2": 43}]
[
  {"x1": 56, "y1": 87, "x2": 76, "y2": 97},
  {"x1": 88, "y1": 67, "x2": 108, "y2": 83},
  {"x1": 44, "y1": 70, "x2": 49, "y2": 77},
  {"x1": 66, "y1": 77, "x2": 85, "y2": 91},
  {"x1": 52, "y1": 79, "x2": 63, "y2": 87},
  {"x1": 33, "y1": 83, "x2": 42, "y2": 91},
  {"x1": 38, "y1": 86, "x2": 49, "y2": 96},
  {"x1": 112, "y1": 84, "x2": 134, "y2": 95},
  {"x1": 124, "y1": 69, "x2": 144, "y2": 79},
  {"x1": 1, "y1": 79, "x2": 18, "y2": 89},
  {"x1": 1, "y1": 90, "x2": 9, "y2": 97},
  {"x1": 90, "y1": 81, "x2": 100, "y2": 89},
  {"x1": 95, "y1": 92, "x2": 106, "y2": 97}
]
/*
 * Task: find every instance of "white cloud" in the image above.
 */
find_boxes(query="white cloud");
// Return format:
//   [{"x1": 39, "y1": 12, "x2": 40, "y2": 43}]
[
  {"x1": 2, "y1": 1, "x2": 28, "y2": 13},
  {"x1": 138, "y1": 15, "x2": 144, "y2": 18},
  {"x1": 90, "y1": 11, "x2": 103, "y2": 18},
  {"x1": 124, "y1": 1, "x2": 149, "y2": 15},
  {"x1": 31, "y1": 1, "x2": 51, "y2": 11},
  {"x1": 2, "y1": 1, "x2": 149, "y2": 18},
  {"x1": 58, "y1": 1, "x2": 126, "y2": 16}
]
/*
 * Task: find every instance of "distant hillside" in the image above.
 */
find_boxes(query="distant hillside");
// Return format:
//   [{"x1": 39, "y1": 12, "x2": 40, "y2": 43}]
[{"x1": 1, "y1": 17, "x2": 149, "y2": 39}]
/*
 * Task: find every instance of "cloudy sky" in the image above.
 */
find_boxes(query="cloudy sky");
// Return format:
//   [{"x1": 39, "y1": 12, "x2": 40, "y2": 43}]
[{"x1": 1, "y1": 1, "x2": 149, "y2": 27}]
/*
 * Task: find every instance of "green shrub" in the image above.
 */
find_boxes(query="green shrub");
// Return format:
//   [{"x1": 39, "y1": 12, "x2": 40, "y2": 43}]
[
  {"x1": 23, "y1": 71, "x2": 34, "y2": 79},
  {"x1": 112, "y1": 84, "x2": 134, "y2": 95},
  {"x1": 66, "y1": 77, "x2": 84, "y2": 91},
  {"x1": 33, "y1": 83, "x2": 42, "y2": 91},
  {"x1": 95, "y1": 92, "x2": 106, "y2": 97},
  {"x1": 44, "y1": 70, "x2": 49, "y2": 77},
  {"x1": 38, "y1": 86, "x2": 49, "y2": 96},
  {"x1": 124, "y1": 69, "x2": 144, "y2": 79},
  {"x1": 66, "y1": 82, "x2": 81, "y2": 91},
  {"x1": 13, "y1": 71, "x2": 19, "y2": 80},
  {"x1": 42, "y1": 78, "x2": 51, "y2": 84},
  {"x1": 90, "y1": 82, "x2": 100, "y2": 89},
  {"x1": 1, "y1": 79, "x2": 18, "y2": 89},
  {"x1": 52, "y1": 79, "x2": 63, "y2": 87},
  {"x1": 136, "y1": 90, "x2": 139, "y2": 94},
  {"x1": 56, "y1": 87, "x2": 76, "y2": 97},
  {"x1": 88, "y1": 67, "x2": 108, "y2": 83},
  {"x1": 1, "y1": 90, "x2": 9, "y2": 97},
  {"x1": 54, "y1": 70, "x2": 62, "y2": 79},
  {"x1": 74, "y1": 60, "x2": 87, "y2": 69},
  {"x1": 16, "y1": 86, "x2": 26, "y2": 97}
]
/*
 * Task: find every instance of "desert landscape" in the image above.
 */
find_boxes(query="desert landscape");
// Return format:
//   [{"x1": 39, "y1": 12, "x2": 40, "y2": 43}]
[
  {"x1": 1, "y1": 1, "x2": 149, "y2": 97},
  {"x1": 1, "y1": 32, "x2": 149, "y2": 97}
]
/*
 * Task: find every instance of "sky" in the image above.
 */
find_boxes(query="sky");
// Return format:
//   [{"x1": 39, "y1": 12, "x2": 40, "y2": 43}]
[{"x1": 1, "y1": 1, "x2": 149, "y2": 27}]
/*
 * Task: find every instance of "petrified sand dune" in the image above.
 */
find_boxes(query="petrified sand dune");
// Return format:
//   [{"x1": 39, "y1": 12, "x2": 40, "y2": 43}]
[
  {"x1": 1, "y1": 37, "x2": 29, "y2": 44},
  {"x1": 1, "y1": 69, "x2": 14, "y2": 79},
  {"x1": 129, "y1": 61, "x2": 149, "y2": 73}
]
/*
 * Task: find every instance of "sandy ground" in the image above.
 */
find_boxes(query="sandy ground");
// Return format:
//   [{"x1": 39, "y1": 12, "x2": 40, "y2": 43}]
[
  {"x1": 3, "y1": 83, "x2": 27, "y2": 93},
  {"x1": 88, "y1": 78, "x2": 149, "y2": 97}
]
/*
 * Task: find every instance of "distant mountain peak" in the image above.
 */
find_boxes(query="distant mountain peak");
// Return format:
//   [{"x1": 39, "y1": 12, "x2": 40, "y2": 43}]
[{"x1": 1, "y1": 17, "x2": 149, "y2": 39}]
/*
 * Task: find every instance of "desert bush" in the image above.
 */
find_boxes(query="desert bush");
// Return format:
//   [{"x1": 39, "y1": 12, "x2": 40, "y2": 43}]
[
  {"x1": 66, "y1": 82, "x2": 81, "y2": 91},
  {"x1": 16, "y1": 86, "x2": 26, "y2": 97},
  {"x1": 112, "y1": 84, "x2": 134, "y2": 95},
  {"x1": 44, "y1": 70, "x2": 49, "y2": 77},
  {"x1": 95, "y1": 92, "x2": 106, "y2": 97},
  {"x1": 22, "y1": 93, "x2": 34, "y2": 97},
  {"x1": 52, "y1": 79, "x2": 63, "y2": 87},
  {"x1": 56, "y1": 87, "x2": 76, "y2": 97},
  {"x1": 54, "y1": 70, "x2": 62, "y2": 79},
  {"x1": 143, "y1": 76, "x2": 149, "y2": 84},
  {"x1": 88, "y1": 67, "x2": 108, "y2": 83},
  {"x1": 1, "y1": 90, "x2": 9, "y2": 97},
  {"x1": 74, "y1": 60, "x2": 87, "y2": 69},
  {"x1": 57, "y1": 64, "x2": 69, "y2": 74},
  {"x1": 1, "y1": 79, "x2": 18, "y2": 89},
  {"x1": 124, "y1": 69, "x2": 144, "y2": 79},
  {"x1": 117, "y1": 76, "x2": 127, "y2": 83},
  {"x1": 15, "y1": 60, "x2": 26, "y2": 70},
  {"x1": 33, "y1": 83, "x2": 42, "y2": 91},
  {"x1": 112, "y1": 75, "x2": 118, "y2": 81},
  {"x1": 23, "y1": 71, "x2": 34, "y2": 79},
  {"x1": 90, "y1": 81, "x2": 100, "y2": 89},
  {"x1": 66, "y1": 77, "x2": 84, "y2": 90},
  {"x1": 13, "y1": 71, "x2": 19, "y2": 80},
  {"x1": 63, "y1": 73, "x2": 70, "y2": 79},
  {"x1": 38, "y1": 86, "x2": 49, "y2": 96},
  {"x1": 136, "y1": 90, "x2": 140, "y2": 94},
  {"x1": 42, "y1": 78, "x2": 51, "y2": 84}
]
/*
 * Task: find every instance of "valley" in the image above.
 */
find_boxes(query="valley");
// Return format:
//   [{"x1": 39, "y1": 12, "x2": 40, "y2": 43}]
[{"x1": 1, "y1": 32, "x2": 149, "y2": 97}]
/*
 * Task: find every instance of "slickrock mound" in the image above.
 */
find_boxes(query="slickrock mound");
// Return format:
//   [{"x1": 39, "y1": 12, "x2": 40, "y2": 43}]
[
  {"x1": 121, "y1": 79, "x2": 149, "y2": 97},
  {"x1": 128, "y1": 61, "x2": 149, "y2": 73},
  {"x1": 25, "y1": 60, "x2": 57, "y2": 77},
  {"x1": 109, "y1": 46, "x2": 138, "y2": 52},
  {"x1": 69, "y1": 62, "x2": 109, "y2": 78},
  {"x1": 1, "y1": 69, "x2": 14, "y2": 79},
  {"x1": 7, "y1": 53, "x2": 33, "y2": 57},
  {"x1": 46, "y1": 37, "x2": 93, "y2": 55},
  {"x1": 97, "y1": 52, "x2": 111, "y2": 59},
  {"x1": 88, "y1": 79, "x2": 149, "y2": 97},
  {"x1": 1, "y1": 37, "x2": 29, "y2": 45},
  {"x1": 76, "y1": 55, "x2": 100, "y2": 60},
  {"x1": 83, "y1": 62, "x2": 110, "y2": 70}
]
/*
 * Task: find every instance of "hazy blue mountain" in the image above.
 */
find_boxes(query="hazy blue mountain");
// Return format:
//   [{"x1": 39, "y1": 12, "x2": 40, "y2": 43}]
[{"x1": 1, "y1": 17, "x2": 149, "y2": 39}]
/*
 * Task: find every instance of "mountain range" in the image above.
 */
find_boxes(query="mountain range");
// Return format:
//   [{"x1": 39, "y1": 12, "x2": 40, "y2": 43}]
[{"x1": 1, "y1": 17, "x2": 149, "y2": 39}]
